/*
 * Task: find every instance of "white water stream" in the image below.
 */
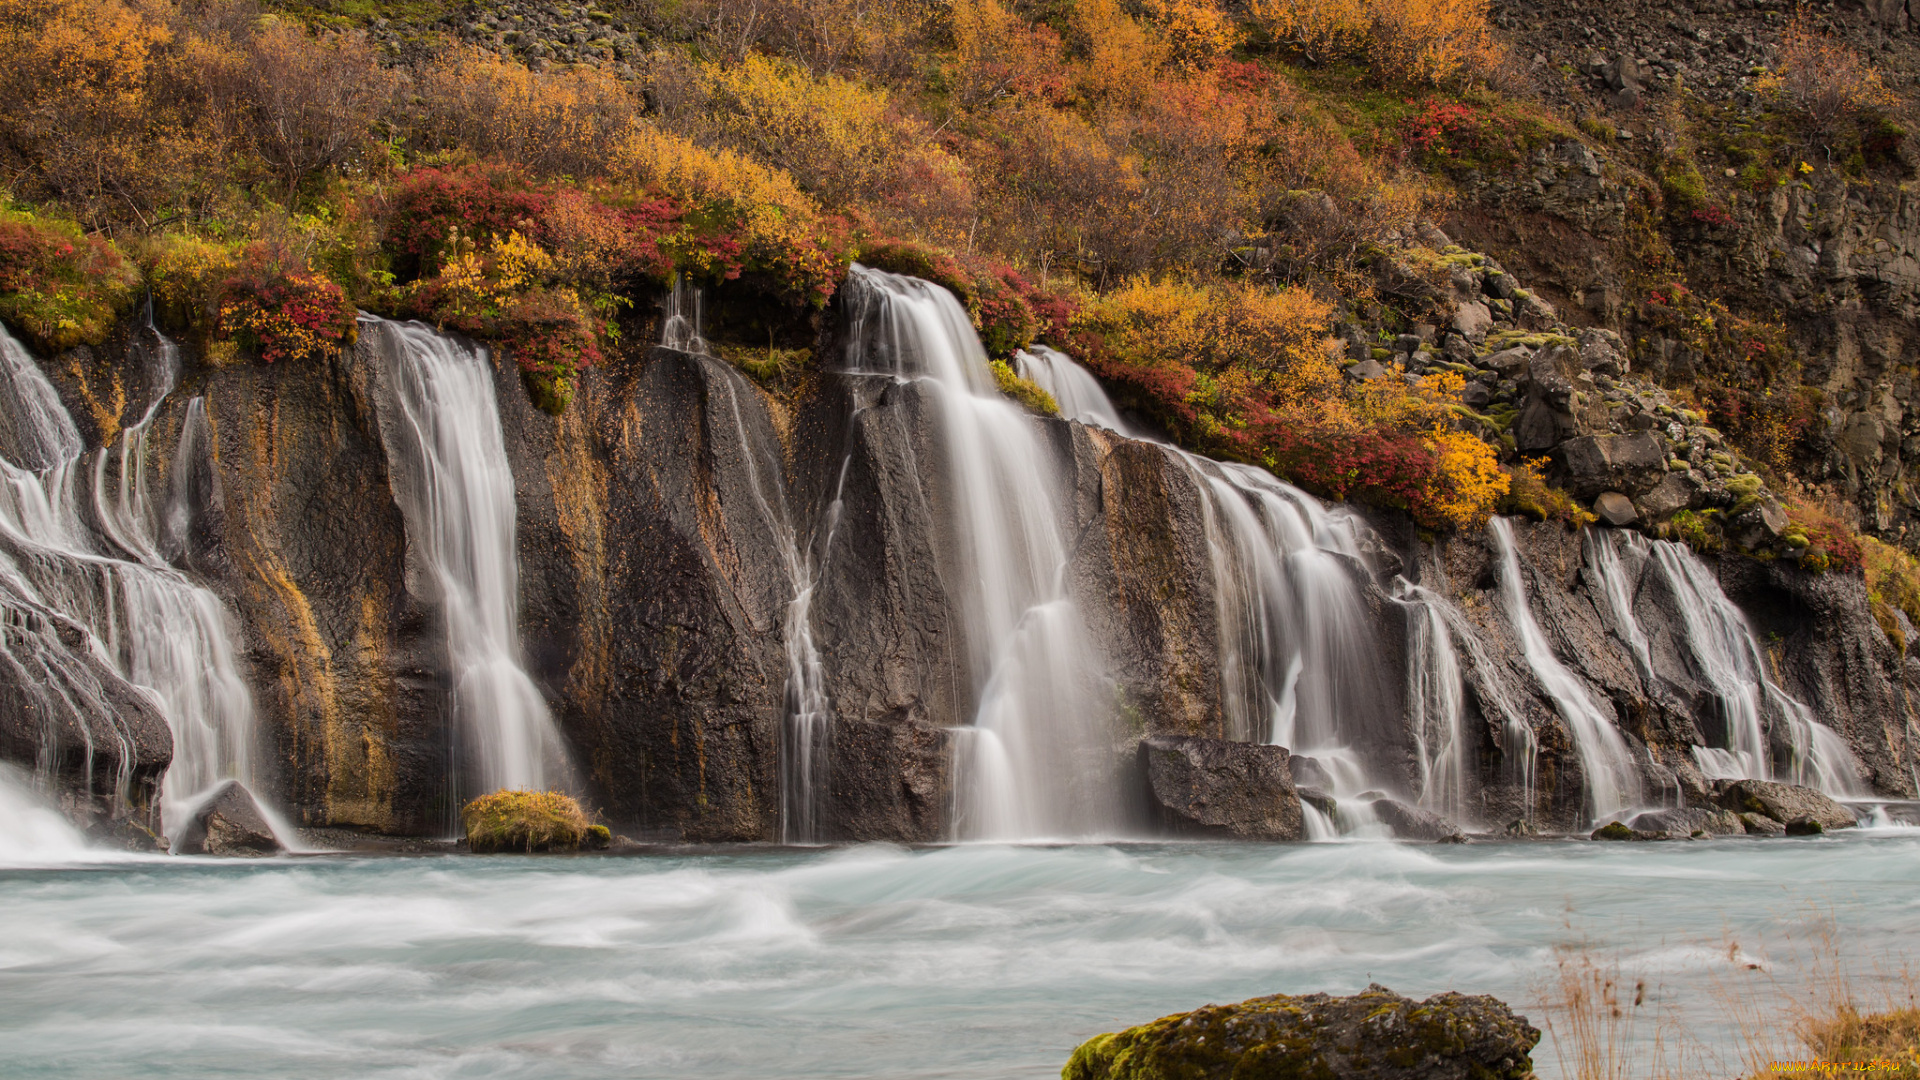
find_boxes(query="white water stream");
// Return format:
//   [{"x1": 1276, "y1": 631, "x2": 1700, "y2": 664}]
[
  {"x1": 844, "y1": 268, "x2": 1119, "y2": 840},
  {"x1": 364, "y1": 317, "x2": 571, "y2": 802},
  {"x1": 0, "y1": 322, "x2": 275, "y2": 845},
  {"x1": 1490, "y1": 518, "x2": 1643, "y2": 825},
  {"x1": 1586, "y1": 528, "x2": 1863, "y2": 796}
]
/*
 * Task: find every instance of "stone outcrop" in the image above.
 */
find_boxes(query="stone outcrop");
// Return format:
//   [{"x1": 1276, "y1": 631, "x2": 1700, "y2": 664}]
[
  {"x1": 171, "y1": 780, "x2": 283, "y2": 856},
  {"x1": 1710, "y1": 779, "x2": 1860, "y2": 830},
  {"x1": 1139, "y1": 736, "x2": 1302, "y2": 840},
  {"x1": 1062, "y1": 985, "x2": 1540, "y2": 1080}
]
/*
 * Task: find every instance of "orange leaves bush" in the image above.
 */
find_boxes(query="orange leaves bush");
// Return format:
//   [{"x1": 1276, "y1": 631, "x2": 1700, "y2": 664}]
[
  {"x1": 1764, "y1": 17, "x2": 1897, "y2": 141},
  {"x1": 1248, "y1": 0, "x2": 1505, "y2": 88}
]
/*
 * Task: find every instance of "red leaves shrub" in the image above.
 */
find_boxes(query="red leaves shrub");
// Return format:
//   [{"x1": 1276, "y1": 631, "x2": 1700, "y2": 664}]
[
  {"x1": 216, "y1": 242, "x2": 357, "y2": 364},
  {"x1": 0, "y1": 208, "x2": 139, "y2": 352}
]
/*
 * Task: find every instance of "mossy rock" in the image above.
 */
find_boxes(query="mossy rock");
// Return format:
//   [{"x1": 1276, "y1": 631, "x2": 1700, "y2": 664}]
[
  {"x1": 1062, "y1": 984, "x2": 1538, "y2": 1080},
  {"x1": 990, "y1": 358, "x2": 1059, "y2": 417},
  {"x1": 463, "y1": 790, "x2": 596, "y2": 853},
  {"x1": 1591, "y1": 820, "x2": 1635, "y2": 841}
]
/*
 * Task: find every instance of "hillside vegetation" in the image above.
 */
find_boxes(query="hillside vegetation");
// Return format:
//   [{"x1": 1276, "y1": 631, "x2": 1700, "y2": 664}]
[{"x1": 0, "y1": 0, "x2": 1911, "y2": 545}]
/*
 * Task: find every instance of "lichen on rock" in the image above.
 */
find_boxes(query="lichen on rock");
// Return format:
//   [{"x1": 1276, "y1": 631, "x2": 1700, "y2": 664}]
[{"x1": 1062, "y1": 984, "x2": 1539, "y2": 1080}]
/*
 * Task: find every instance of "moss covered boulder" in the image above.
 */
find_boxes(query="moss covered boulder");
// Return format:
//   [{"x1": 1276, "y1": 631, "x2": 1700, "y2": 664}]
[
  {"x1": 1062, "y1": 984, "x2": 1539, "y2": 1080},
  {"x1": 462, "y1": 790, "x2": 609, "y2": 853}
]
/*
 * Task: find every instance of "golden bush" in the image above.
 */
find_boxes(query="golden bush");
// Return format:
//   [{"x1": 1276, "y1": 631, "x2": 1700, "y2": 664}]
[{"x1": 1247, "y1": 0, "x2": 1505, "y2": 87}]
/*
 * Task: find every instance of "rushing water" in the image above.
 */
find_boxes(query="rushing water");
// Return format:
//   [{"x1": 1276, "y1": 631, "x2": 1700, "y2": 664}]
[
  {"x1": 1586, "y1": 529, "x2": 1863, "y2": 796},
  {"x1": 0, "y1": 323, "x2": 270, "y2": 843},
  {"x1": 1491, "y1": 518, "x2": 1645, "y2": 826},
  {"x1": 1018, "y1": 343, "x2": 1396, "y2": 814},
  {"x1": 0, "y1": 825, "x2": 1915, "y2": 1079},
  {"x1": 365, "y1": 317, "x2": 571, "y2": 802},
  {"x1": 843, "y1": 268, "x2": 1118, "y2": 841}
]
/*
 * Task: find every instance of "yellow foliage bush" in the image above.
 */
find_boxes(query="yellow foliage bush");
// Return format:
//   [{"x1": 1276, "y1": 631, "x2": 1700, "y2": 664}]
[
  {"x1": 410, "y1": 49, "x2": 640, "y2": 178},
  {"x1": 138, "y1": 232, "x2": 236, "y2": 335},
  {"x1": 1140, "y1": 0, "x2": 1241, "y2": 70},
  {"x1": 694, "y1": 54, "x2": 974, "y2": 244},
  {"x1": 1069, "y1": 0, "x2": 1168, "y2": 107},
  {"x1": 1422, "y1": 426, "x2": 1509, "y2": 530},
  {"x1": 1248, "y1": 0, "x2": 1505, "y2": 87}
]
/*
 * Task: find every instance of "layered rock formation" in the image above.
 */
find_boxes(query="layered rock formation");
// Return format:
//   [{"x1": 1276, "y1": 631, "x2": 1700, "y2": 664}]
[{"x1": 2, "y1": 281, "x2": 1916, "y2": 844}]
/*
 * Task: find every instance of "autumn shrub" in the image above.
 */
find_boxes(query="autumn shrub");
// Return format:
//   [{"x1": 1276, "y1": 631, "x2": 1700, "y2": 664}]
[
  {"x1": 1404, "y1": 98, "x2": 1561, "y2": 174},
  {"x1": 1067, "y1": 277, "x2": 1504, "y2": 528},
  {"x1": 1785, "y1": 495, "x2": 1864, "y2": 574},
  {"x1": 138, "y1": 232, "x2": 238, "y2": 337},
  {"x1": 947, "y1": 0, "x2": 1071, "y2": 108},
  {"x1": 406, "y1": 50, "x2": 641, "y2": 179},
  {"x1": 1248, "y1": 0, "x2": 1505, "y2": 88},
  {"x1": 1860, "y1": 537, "x2": 1920, "y2": 651},
  {"x1": 0, "y1": 207, "x2": 141, "y2": 352},
  {"x1": 611, "y1": 124, "x2": 845, "y2": 305},
  {"x1": 215, "y1": 241, "x2": 358, "y2": 364},
  {"x1": 1765, "y1": 17, "x2": 1897, "y2": 144},
  {"x1": 1503, "y1": 454, "x2": 1596, "y2": 529}
]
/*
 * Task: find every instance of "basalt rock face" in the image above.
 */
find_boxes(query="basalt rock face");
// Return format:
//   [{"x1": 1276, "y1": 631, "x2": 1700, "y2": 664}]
[{"x1": 11, "y1": 315, "x2": 1920, "y2": 844}]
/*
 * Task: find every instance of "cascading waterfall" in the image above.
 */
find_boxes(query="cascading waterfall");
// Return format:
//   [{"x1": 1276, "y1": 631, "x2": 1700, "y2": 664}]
[
  {"x1": 363, "y1": 316, "x2": 571, "y2": 803},
  {"x1": 1490, "y1": 517, "x2": 1642, "y2": 824},
  {"x1": 1019, "y1": 339, "x2": 1400, "y2": 826},
  {"x1": 1390, "y1": 578, "x2": 1537, "y2": 825},
  {"x1": 0, "y1": 322, "x2": 274, "y2": 846},
  {"x1": 842, "y1": 267, "x2": 1121, "y2": 840},
  {"x1": 1587, "y1": 528, "x2": 1863, "y2": 796}
]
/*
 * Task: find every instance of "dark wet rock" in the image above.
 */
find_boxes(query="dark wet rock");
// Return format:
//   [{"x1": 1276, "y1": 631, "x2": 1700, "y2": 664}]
[
  {"x1": 1712, "y1": 779, "x2": 1857, "y2": 830},
  {"x1": 172, "y1": 780, "x2": 283, "y2": 856},
  {"x1": 1140, "y1": 736, "x2": 1302, "y2": 840},
  {"x1": 1298, "y1": 786, "x2": 1338, "y2": 821},
  {"x1": 1370, "y1": 798, "x2": 1466, "y2": 842},
  {"x1": 1289, "y1": 755, "x2": 1335, "y2": 790},
  {"x1": 1062, "y1": 983, "x2": 1540, "y2": 1080},
  {"x1": 1558, "y1": 433, "x2": 1667, "y2": 498},
  {"x1": 1738, "y1": 812, "x2": 1786, "y2": 835},
  {"x1": 1784, "y1": 817, "x2": 1825, "y2": 836},
  {"x1": 1635, "y1": 474, "x2": 1696, "y2": 519}
]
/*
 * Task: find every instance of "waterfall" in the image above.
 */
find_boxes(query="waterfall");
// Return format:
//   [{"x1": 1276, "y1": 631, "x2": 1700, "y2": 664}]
[
  {"x1": 1014, "y1": 346, "x2": 1141, "y2": 436},
  {"x1": 1390, "y1": 578, "x2": 1536, "y2": 826},
  {"x1": 661, "y1": 273, "x2": 710, "y2": 356},
  {"x1": 0, "y1": 323, "x2": 276, "y2": 847},
  {"x1": 1490, "y1": 517, "x2": 1642, "y2": 824},
  {"x1": 0, "y1": 762, "x2": 95, "y2": 864},
  {"x1": 1587, "y1": 528, "x2": 1863, "y2": 797},
  {"x1": 1016, "y1": 339, "x2": 1402, "y2": 824},
  {"x1": 363, "y1": 317, "x2": 571, "y2": 802},
  {"x1": 842, "y1": 266, "x2": 1120, "y2": 840}
]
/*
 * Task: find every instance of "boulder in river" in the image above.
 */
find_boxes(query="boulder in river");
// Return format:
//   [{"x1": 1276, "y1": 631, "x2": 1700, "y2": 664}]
[
  {"x1": 1629, "y1": 807, "x2": 1743, "y2": 837},
  {"x1": 1063, "y1": 983, "x2": 1539, "y2": 1080},
  {"x1": 1370, "y1": 798, "x2": 1466, "y2": 842},
  {"x1": 1139, "y1": 736, "x2": 1301, "y2": 840},
  {"x1": 171, "y1": 780, "x2": 283, "y2": 856},
  {"x1": 1711, "y1": 779, "x2": 1857, "y2": 830}
]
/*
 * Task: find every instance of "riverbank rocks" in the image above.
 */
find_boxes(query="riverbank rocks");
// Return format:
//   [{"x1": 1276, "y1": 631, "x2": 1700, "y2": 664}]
[
  {"x1": 1062, "y1": 984, "x2": 1539, "y2": 1080},
  {"x1": 1710, "y1": 780, "x2": 1858, "y2": 831},
  {"x1": 172, "y1": 780, "x2": 283, "y2": 856},
  {"x1": 1139, "y1": 736, "x2": 1302, "y2": 840}
]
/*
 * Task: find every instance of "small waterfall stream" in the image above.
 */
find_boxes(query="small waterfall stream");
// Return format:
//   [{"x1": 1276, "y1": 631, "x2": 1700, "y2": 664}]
[
  {"x1": 364, "y1": 317, "x2": 571, "y2": 803},
  {"x1": 1587, "y1": 528, "x2": 1863, "y2": 796},
  {"x1": 844, "y1": 267, "x2": 1120, "y2": 840},
  {"x1": 0, "y1": 322, "x2": 277, "y2": 846},
  {"x1": 1020, "y1": 340, "x2": 1398, "y2": 829},
  {"x1": 1491, "y1": 518, "x2": 1642, "y2": 824}
]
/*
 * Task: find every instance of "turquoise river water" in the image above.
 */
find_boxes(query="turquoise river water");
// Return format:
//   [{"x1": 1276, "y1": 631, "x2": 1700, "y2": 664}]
[{"x1": 1, "y1": 830, "x2": 1917, "y2": 1078}]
